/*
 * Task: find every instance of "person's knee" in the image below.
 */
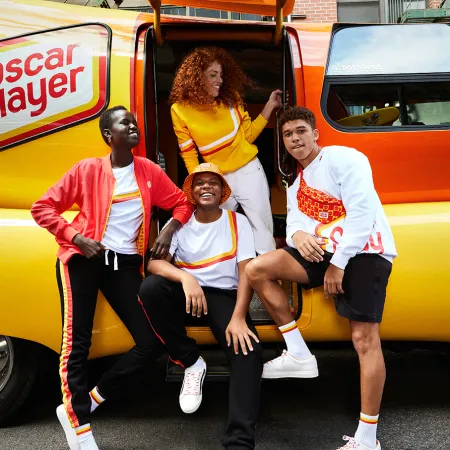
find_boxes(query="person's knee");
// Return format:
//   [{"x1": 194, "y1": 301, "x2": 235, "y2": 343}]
[
  {"x1": 132, "y1": 341, "x2": 161, "y2": 357},
  {"x1": 351, "y1": 324, "x2": 381, "y2": 356},
  {"x1": 138, "y1": 275, "x2": 167, "y2": 308},
  {"x1": 230, "y1": 341, "x2": 264, "y2": 366},
  {"x1": 245, "y1": 258, "x2": 270, "y2": 286}
]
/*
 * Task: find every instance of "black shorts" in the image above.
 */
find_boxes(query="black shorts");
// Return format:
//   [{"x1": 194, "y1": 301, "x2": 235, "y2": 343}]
[{"x1": 283, "y1": 247, "x2": 392, "y2": 323}]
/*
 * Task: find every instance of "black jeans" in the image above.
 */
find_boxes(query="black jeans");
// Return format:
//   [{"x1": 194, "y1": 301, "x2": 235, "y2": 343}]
[
  {"x1": 56, "y1": 253, "x2": 163, "y2": 427},
  {"x1": 139, "y1": 275, "x2": 263, "y2": 450}
]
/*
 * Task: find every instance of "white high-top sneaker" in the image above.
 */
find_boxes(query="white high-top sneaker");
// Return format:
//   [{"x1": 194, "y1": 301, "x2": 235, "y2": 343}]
[
  {"x1": 337, "y1": 436, "x2": 381, "y2": 450},
  {"x1": 262, "y1": 350, "x2": 318, "y2": 379},
  {"x1": 179, "y1": 357, "x2": 206, "y2": 414}
]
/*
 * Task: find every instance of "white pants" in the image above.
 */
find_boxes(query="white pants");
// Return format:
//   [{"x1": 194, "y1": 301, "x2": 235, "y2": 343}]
[{"x1": 221, "y1": 158, "x2": 276, "y2": 255}]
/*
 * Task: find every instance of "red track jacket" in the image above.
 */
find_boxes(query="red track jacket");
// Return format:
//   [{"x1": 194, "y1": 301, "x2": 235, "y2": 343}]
[{"x1": 31, "y1": 155, "x2": 193, "y2": 267}]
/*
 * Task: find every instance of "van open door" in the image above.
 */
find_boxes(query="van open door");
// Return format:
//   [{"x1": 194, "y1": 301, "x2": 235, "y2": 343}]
[{"x1": 148, "y1": 0, "x2": 295, "y2": 44}]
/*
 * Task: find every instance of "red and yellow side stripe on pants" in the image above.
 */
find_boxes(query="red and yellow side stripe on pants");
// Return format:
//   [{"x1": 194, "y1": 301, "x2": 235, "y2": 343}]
[{"x1": 58, "y1": 260, "x2": 79, "y2": 428}]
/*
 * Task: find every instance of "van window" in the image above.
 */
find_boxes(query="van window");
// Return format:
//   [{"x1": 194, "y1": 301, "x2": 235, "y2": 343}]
[
  {"x1": 0, "y1": 23, "x2": 111, "y2": 150},
  {"x1": 323, "y1": 24, "x2": 450, "y2": 130},
  {"x1": 327, "y1": 81, "x2": 450, "y2": 127}
]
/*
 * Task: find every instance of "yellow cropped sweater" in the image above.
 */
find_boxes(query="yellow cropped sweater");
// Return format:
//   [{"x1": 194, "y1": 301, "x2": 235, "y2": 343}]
[{"x1": 171, "y1": 101, "x2": 268, "y2": 174}]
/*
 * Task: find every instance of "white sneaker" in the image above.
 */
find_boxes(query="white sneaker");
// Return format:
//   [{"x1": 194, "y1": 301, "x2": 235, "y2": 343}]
[
  {"x1": 56, "y1": 404, "x2": 80, "y2": 450},
  {"x1": 179, "y1": 357, "x2": 206, "y2": 414},
  {"x1": 262, "y1": 350, "x2": 318, "y2": 379},
  {"x1": 337, "y1": 436, "x2": 381, "y2": 450},
  {"x1": 79, "y1": 436, "x2": 99, "y2": 450}
]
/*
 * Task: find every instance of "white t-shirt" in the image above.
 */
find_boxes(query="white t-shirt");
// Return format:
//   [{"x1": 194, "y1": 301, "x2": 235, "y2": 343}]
[
  {"x1": 169, "y1": 210, "x2": 256, "y2": 290},
  {"x1": 101, "y1": 162, "x2": 143, "y2": 254},
  {"x1": 286, "y1": 146, "x2": 397, "y2": 269}
]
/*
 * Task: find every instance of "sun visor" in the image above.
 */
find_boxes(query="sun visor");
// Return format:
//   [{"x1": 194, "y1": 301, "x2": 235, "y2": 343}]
[{"x1": 148, "y1": 0, "x2": 294, "y2": 44}]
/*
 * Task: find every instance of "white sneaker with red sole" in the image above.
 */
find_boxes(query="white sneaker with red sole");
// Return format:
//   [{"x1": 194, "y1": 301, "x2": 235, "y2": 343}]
[
  {"x1": 179, "y1": 357, "x2": 206, "y2": 414},
  {"x1": 337, "y1": 435, "x2": 381, "y2": 450}
]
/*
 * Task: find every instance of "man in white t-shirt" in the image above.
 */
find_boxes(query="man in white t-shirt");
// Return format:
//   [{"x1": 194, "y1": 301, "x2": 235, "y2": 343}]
[
  {"x1": 246, "y1": 107, "x2": 397, "y2": 450},
  {"x1": 139, "y1": 163, "x2": 263, "y2": 450}
]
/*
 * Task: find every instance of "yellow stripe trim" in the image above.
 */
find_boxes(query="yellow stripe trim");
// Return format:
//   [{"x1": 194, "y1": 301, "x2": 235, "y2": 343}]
[
  {"x1": 360, "y1": 418, "x2": 378, "y2": 424},
  {"x1": 175, "y1": 211, "x2": 236, "y2": 268},
  {"x1": 280, "y1": 324, "x2": 297, "y2": 333},
  {"x1": 113, "y1": 190, "x2": 140, "y2": 200},
  {"x1": 76, "y1": 425, "x2": 91, "y2": 435},
  {"x1": 90, "y1": 390, "x2": 103, "y2": 405}
]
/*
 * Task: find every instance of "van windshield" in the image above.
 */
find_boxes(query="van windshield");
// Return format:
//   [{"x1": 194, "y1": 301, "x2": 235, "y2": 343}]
[{"x1": 327, "y1": 24, "x2": 450, "y2": 76}]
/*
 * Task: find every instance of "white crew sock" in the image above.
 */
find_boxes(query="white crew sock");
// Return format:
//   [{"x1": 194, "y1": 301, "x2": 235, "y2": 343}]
[
  {"x1": 279, "y1": 321, "x2": 312, "y2": 359},
  {"x1": 187, "y1": 356, "x2": 206, "y2": 371},
  {"x1": 89, "y1": 386, "x2": 106, "y2": 413},
  {"x1": 76, "y1": 425, "x2": 99, "y2": 450},
  {"x1": 354, "y1": 412, "x2": 379, "y2": 449}
]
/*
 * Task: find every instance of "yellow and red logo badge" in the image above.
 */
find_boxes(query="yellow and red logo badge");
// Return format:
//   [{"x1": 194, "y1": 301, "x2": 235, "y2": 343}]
[{"x1": 0, "y1": 24, "x2": 110, "y2": 150}]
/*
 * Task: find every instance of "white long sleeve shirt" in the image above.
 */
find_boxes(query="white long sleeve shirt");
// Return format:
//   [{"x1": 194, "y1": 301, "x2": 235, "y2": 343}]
[{"x1": 286, "y1": 146, "x2": 397, "y2": 269}]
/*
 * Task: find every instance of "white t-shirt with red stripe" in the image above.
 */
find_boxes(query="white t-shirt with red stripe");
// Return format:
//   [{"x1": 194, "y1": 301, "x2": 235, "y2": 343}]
[
  {"x1": 101, "y1": 162, "x2": 143, "y2": 254},
  {"x1": 169, "y1": 209, "x2": 255, "y2": 289}
]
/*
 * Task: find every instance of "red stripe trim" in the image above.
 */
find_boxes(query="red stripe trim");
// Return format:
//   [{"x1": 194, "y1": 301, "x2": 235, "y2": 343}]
[
  {"x1": 176, "y1": 251, "x2": 236, "y2": 270},
  {"x1": 180, "y1": 143, "x2": 196, "y2": 153},
  {"x1": 200, "y1": 139, "x2": 233, "y2": 157},
  {"x1": 138, "y1": 297, "x2": 185, "y2": 368},
  {"x1": 90, "y1": 391, "x2": 101, "y2": 405},
  {"x1": 76, "y1": 426, "x2": 91, "y2": 436},
  {"x1": 236, "y1": 107, "x2": 243, "y2": 122},
  {"x1": 280, "y1": 324, "x2": 297, "y2": 334},
  {"x1": 59, "y1": 262, "x2": 79, "y2": 427},
  {"x1": 0, "y1": 36, "x2": 29, "y2": 48},
  {"x1": 360, "y1": 418, "x2": 378, "y2": 425},
  {"x1": 169, "y1": 357, "x2": 185, "y2": 368},
  {"x1": 138, "y1": 297, "x2": 166, "y2": 345}
]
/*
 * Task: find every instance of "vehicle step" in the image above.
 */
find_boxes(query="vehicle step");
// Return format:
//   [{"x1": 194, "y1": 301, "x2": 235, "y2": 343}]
[{"x1": 166, "y1": 347, "x2": 280, "y2": 382}]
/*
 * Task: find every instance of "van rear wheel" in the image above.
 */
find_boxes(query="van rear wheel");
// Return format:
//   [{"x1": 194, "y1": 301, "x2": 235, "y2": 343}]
[{"x1": 0, "y1": 336, "x2": 37, "y2": 425}]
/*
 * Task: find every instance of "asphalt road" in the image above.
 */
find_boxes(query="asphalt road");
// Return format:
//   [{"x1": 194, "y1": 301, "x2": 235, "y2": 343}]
[{"x1": 2, "y1": 345, "x2": 450, "y2": 450}]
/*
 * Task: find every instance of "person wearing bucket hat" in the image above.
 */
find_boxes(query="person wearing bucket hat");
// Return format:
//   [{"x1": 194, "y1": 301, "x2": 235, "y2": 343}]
[
  {"x1": 139, "y1": 162, "x2": 264, "y2": 450},
  {"x1": 170, "y1": 46, "x2": 282, "y2": 256}
]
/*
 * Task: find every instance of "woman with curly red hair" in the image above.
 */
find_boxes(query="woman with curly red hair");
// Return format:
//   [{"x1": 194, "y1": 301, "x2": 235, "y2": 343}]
[{"x1": 170, "y1": 46, "x2": 282, "y2": 255}]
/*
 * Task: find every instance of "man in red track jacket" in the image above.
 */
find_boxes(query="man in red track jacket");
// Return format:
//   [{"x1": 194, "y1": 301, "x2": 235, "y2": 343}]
[{"x1": 31, "y1": 106, "x2": 193, "y2": 450}]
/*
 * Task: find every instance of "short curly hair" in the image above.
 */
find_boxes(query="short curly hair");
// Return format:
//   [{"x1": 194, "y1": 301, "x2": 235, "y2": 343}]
[
  {"x1": 99, "y1": 105, "x2": 127, "y2": 144},
  {"x1": 169, "y1": 47, "x2": 251, "y2": 108},
  {"x1": 279, "y1": 106, "x2": 316, "y2": 130}
]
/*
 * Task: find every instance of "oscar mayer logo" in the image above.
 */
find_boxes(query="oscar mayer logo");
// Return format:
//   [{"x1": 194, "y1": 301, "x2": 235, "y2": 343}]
[{"x1": 0, "y1": 24, "x2": 110, "y2": 149}]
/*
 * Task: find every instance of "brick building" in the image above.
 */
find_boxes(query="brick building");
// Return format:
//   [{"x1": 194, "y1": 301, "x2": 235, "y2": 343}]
[
  {"x1": 48, "y1": 0, "x2": 447, "y2": 23},
  {"x1": 292, "y1": 0, "x2": 444, "y2": 23}
]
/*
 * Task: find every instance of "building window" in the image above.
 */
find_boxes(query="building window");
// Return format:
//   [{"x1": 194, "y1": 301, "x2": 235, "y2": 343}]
[
  {"x1": 120, "y1": 5, "x2": 261, "y2": 20},
  {"x1": 337, "y1": 0, "x2": 381, "y2": 23}
]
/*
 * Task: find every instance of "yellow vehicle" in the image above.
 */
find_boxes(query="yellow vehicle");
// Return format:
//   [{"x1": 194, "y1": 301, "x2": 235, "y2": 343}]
[{"x1": 1, "y1": 0, "x2": 450, "y2": 423}]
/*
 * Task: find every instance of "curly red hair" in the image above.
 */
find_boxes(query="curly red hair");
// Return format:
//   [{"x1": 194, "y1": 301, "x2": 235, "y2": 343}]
[{"x1": 169, "y1": 47, "x2": 251, "y2": 108}]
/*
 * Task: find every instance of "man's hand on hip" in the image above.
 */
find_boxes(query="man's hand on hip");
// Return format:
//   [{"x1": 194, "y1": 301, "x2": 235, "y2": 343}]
[{"x1": 324, "y1": 264, "x2": 345, "y2": 298}]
